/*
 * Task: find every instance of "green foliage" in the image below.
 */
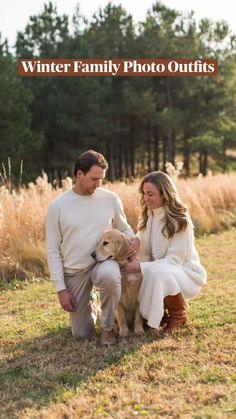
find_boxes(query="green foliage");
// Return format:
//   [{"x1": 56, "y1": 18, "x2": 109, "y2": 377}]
[
  {"x1": 1, "y1": 1, "x2": 236, "y2": 182},
  {"x1": 0, "y1": 38, "x2": 41, "y2": 182},
  {"x1": 16, "y1": 1, "x2": 69, "y2": 58}
]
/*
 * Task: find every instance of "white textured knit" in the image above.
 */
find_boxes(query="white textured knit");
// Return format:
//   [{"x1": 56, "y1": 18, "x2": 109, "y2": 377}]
[
  {"x1": 137, "y1": 206, "x2": 207, "y2": 328},
  {"x1": 46, "y1": 187, "x2": 135, "y2": 292}
]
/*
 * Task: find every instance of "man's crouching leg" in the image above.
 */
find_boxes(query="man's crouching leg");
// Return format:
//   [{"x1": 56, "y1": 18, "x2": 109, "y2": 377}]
[
  {"x1": 91, "y1": 260, "x2": 121, "y2": 345},
  {"x1": 64, "y1": 268, "x2": 95, "y2": 339},
  {"x1": 69, "y1": 307, "x2": 95, "y2": 339}
]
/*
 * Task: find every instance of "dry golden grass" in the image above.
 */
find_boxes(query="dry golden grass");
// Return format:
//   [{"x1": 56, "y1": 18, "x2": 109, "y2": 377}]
[
  {"x1": 177, "y1": 173, "x2": 236, "y2": 235},
  {"x1": 0, "y1": 172, "x2": 236, "y2": 282},
  {"x1": 0, "y1": 228, "x2": 235, "y2": 418}
]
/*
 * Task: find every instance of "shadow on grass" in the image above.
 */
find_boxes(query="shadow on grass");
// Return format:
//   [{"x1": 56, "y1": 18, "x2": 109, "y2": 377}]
[{"x1": 0, "y1": 324, "x2": 170, "y2": 416}]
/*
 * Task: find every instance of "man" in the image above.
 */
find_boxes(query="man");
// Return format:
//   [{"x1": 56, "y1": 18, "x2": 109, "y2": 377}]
[{"x1": 46, "y1": 150, "x2": 139, "y2": 345}]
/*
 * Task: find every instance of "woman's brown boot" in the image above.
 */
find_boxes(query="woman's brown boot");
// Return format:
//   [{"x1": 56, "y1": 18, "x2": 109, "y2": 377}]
[{"x1": 162, "y1": 293, "x2": 187, "y2": 334}]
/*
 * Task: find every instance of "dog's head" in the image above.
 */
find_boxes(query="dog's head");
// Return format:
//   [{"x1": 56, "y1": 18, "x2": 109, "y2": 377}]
[{"x1": 91, "y1": 229, "x2": 131, "y2": 263}]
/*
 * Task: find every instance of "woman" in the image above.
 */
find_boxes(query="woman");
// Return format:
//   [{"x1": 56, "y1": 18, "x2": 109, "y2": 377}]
[{"x1": 123, "y1": 171, "x2": 207, "y2": 333}]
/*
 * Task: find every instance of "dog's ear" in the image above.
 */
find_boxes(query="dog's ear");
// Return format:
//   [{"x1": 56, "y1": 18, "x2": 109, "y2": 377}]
[{"x1": 116, "y1": 237, "x2": 131, "y2": 261}]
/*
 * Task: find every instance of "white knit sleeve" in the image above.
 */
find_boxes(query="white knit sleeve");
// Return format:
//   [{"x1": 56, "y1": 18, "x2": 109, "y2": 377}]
[
  {"x1": 139, "y1": 227, "x2": 191, "y2": 276},
  {"x1": 46, "y1": 203, "x2": 66, "y2": 292},
  {"x1": 162, "y1": 225, "x2": 192, "y2": 265}
]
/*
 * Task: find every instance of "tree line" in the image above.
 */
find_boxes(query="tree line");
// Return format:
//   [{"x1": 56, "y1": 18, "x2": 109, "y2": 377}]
[{"x1": 0, "y1": 1, "x2": 236, "y2": 183}]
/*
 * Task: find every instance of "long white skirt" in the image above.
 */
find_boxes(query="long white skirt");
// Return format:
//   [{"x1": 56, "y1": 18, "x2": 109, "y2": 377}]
[{"x1": 138, "y1": 260, "x2": 203, "y2": 328}]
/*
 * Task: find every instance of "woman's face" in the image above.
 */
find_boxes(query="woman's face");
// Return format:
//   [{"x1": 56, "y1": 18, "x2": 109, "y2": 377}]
[{"x1": 143, "y1": 182, "x2": 164, "y2": 209}]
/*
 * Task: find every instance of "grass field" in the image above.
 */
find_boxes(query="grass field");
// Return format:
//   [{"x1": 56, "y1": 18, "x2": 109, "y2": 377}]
[{"x1": 0, "y1": 228, "x2": 235, "y2": 418}]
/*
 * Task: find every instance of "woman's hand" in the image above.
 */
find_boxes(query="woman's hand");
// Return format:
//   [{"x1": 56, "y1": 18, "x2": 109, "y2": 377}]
[
  {"x1": 128, "y1": 237, "x2": 140, "y2": 258},
  {"x1": 121, "y1": 258, "x2": 141, "y2": 274}
]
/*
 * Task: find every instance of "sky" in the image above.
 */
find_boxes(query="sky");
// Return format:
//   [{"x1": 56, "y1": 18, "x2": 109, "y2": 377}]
[{"x1": 0, "y1": 0, "x2": 235, "y2": 48}]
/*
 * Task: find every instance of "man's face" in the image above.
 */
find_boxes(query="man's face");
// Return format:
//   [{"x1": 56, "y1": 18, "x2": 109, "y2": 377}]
[{"x1": 77, "y1": 165, "x2": 106, "y2": 195}]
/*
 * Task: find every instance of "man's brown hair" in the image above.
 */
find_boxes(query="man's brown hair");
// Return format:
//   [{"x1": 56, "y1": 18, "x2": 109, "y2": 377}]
[{"x1": 74, "y1": 150, "x2": 108, "y2": 176}]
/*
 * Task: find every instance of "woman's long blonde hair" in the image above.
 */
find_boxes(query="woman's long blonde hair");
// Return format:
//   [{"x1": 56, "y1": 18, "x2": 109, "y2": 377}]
[{"x1": 138, "y1": 171, "x2": 190, "y2": 238}]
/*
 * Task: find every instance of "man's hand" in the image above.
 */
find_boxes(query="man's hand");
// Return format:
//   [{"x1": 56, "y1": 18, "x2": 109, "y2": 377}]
[
  {"x1": 128, "y1": 237, "x2": 140, "y2": 258},
  {"x1": 58, "y1": 290, "x2": 77, "y2": 312}
]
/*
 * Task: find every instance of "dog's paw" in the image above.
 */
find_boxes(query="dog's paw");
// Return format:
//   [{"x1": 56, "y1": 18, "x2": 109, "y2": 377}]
[
  {"x1": 119, "y1": 328, "x2": 130, "y2": 338},
  {"x1": 134, "y1": 327, "x2": 145, "y2": 336}
]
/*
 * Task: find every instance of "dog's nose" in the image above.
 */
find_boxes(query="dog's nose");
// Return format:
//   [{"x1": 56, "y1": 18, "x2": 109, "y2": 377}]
[{"x1": 91, "y1": 251, "x2": 96, "y2": 259}]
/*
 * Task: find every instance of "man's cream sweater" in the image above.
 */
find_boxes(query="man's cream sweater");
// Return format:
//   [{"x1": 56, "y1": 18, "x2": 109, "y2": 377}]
[{"x1": 46, "y1": 187, "x2": 135, "y2": 292}]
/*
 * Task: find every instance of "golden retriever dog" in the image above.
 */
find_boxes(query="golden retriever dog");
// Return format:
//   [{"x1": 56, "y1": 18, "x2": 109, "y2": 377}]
[{"x1": 92, "y1": 229, "x2": 147, "y2": 337}]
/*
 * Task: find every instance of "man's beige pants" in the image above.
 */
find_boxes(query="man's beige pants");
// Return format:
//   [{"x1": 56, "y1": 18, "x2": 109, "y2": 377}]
[{"x1": 64, "y1": 260, "x2": 121, "y2": 338}]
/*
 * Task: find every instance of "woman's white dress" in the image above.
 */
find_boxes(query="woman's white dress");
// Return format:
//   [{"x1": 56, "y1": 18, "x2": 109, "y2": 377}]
[{"x1": 137, "y1": 207, "x2": 207, "y2": 328}]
